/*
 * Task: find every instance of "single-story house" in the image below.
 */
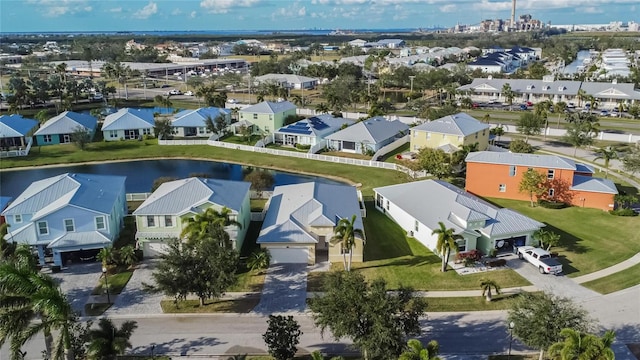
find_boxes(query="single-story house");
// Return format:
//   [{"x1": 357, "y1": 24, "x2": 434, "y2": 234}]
[
  {"x1": 257, "y1": 182, "x2": 365, "y2": 265},
  {"x1": 171, "y1": 107, "x2": 231, "y2": 137},
  {"x1": 373, "y1": 179, "x2": 544, "y2": 256},
  {"x1": 1, "y1": 173, "x2": 127, "y2": 266},
  {"x1": 325, "y1": 117, "x2": 409, "y2": 154},
  {"x1": 410, "y1": 112, "x2": 490, "y2": 153},
  {"x1": 102, "y1": 108, "x2": 155, "y2": 141},
  {"x1": 133, "y1": 177, "x2": 251, "y2": 257},
  {"x1": 0, "y1": 114, "x2": 39, "y2": 149},
  {"x1": 253, "y1": 73, "x2": 318, "y2": 90},
  {"x1": 34, "y1": 111, "x2": 97, "y2": 146},
  {"x1": 238, "y1": 101, "x2": 297, "y2": 134},
  {"x1": 273, "y1": 114, "x2": 355, "y2": 149}
]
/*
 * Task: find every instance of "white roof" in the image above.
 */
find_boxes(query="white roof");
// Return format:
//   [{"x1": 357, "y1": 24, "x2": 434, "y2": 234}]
[
  {"x1": 34, "y1": 111, "x2": 96, "y2": 135},
  {"x1": 466, "y1": 151, "x2": 577, "y2": 170},
  {"x1": 239, "y1": 101, "x2": 296, "y2": 115},
  {"x1": 413, "y1": 112, "x2": 489, "y2": 136},
  {"x1": 102, "y1": 108, "x2": 154, "y2": 131},
  {"x1": 325, "y1": 118, "x2": 408, "y2": 144}
]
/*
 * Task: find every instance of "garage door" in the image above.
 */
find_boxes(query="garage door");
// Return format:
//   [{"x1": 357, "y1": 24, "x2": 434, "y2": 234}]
[
  {"x1": 268, "y1": 247, "x2": 310, "y2": 264},
  {"x1": 144, "y1": 241, "x2": 169, "y2": 258}
]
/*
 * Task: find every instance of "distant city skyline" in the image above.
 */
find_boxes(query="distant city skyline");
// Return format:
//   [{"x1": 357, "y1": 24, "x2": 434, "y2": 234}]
[{"x1": 0, "y1": 0, "x2": 638, "y2": 34}]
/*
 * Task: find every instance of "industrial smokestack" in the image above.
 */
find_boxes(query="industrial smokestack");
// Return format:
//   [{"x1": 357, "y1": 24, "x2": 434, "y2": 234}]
[{"x1": 511, "y1": 0, "x2": 516, "y2": 29}]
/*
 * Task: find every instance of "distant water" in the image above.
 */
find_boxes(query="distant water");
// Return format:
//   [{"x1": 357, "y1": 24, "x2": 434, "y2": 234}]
[{"x1": 563, "y1": 50, "x2": 593, "y2": 75}]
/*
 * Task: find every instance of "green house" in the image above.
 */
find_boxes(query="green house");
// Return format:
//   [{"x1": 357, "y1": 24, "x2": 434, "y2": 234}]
[{"x1": 238, "y1": 101, "x2": 297, "y2": 134}]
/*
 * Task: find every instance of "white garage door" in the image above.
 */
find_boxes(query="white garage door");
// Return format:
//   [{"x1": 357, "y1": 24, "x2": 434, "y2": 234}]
[
  {"x1": 144, "y1": 241, "x2": 169, "y2": 258},
  {"x1": 268, "y1": 247, "x2": 309, "y2": 264}
]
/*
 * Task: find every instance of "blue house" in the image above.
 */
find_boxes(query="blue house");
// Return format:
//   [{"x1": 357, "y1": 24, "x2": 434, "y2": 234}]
[
  {"x1": 1, "y1": 173, "x2": 127, "y2": 266},
  {"x1": 102, "y1": 108, "x2": 155, "y2": 141},
  {"x1": 0, "y1": 114, "x2": 39, "y2": 149},
  {"x1": 34, "y1": 111, "x2": 97, "y2": 146},
  {"x1": 171, "y1": 107, "x2": 231, "y2": 137}
]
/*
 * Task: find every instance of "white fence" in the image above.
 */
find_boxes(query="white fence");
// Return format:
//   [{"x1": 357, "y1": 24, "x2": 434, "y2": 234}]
[
  {"x1": 159, "y1": 138, "x2": 210, "y2": 145},
  {"x1": 126, "y1": 193, "x2": 151, "y2": 201},
  {"x1": 0, "y1": 138, "x2": 32, "y2": 158},
  {"x1": 373, "y1": 135, "x2": 409, "y2": 160},
  {"x1": 491, "y1": 123, "x2": 640, "y2": 144}
]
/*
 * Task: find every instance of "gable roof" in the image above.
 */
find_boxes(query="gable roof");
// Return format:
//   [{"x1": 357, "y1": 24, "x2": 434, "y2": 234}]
[
  {"x1": 2, "y1": 173, "x2": 126, "y2": 220},
  {"x1": 133, "y1": 177, "x2": 250, "y2": 216},
  {"x1": 325, "y1": 118, "x2": 408, "y2": 144},
  {"x1": 257, "y1": 182, "x2": 363, "y2": 244},
  {"x1": 254, "y1": 73, "x2": 318, "y2": 84},
  {"x1": 171, "y1": 107, "x2": 230, "y2": 127},
  {"x1": 374, "y1": 180, "x2": 543, "y2": 238},
  {"x1": 413, "y1": 112, "x2": 489, "y2": 136},
  {"x1": 239, "y1": 101, "x2": 296, "y2": 115},
  {"x1": 0, "y1": 115, "x2": 39, "y2": 138},
  {"x1": 466, "y1": 151, "x2": 577, "y2": 170},
  {"x1": 275, "y1": 114, "x2": 354, "y2": 137},
  {"x1": 34, "y1": 111, "x2": 97, "y2": 136},
  {"x1": 457, "y1": 78, "x2": 582, "y2": 96},
  {"x1": 571, "y1": 175, "x2": 618, "y2": 194},
  {"x1": 102, "y1": 108, "x2": 155, "y2": 131}
]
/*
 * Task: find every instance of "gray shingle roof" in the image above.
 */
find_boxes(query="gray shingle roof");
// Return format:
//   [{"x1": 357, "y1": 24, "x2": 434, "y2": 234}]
[
  {"x1": 325, "y1": 118, "x2": 408, "y2": 144},
  {"x1": 102, "y1": 108, "x2": 155, "y2": 131},
  {"x1": 466, "y1": 151, "x2": 577, "y2": 170},
  {"x1": 0, "y1": 115, "x2": 39, "y2": 137},
  {"x1": 579, "y1": 82, "x2": 640, "y2": 100},
  {"x1": 412, "y1": 112, "x2": 489, "y2": 136},
  {"x1": 254, "y1": 73, "x2": 318, "y2": 84},
  {"x1": 457, "y1": 78, "x2": 582, "y2": 96},
  {"x1": 374, "y1": 180, "x2": 543, "y2": 238},
  {"x1": 571, "y1": 175, "x2": 618, "y2": 194},
  {"x1": 34, "y1": 111, "x2": 97, "y2": 135},
  {"x1": 239, "y1": 101, "x2": 296, "y2": 114},
  {"x1": 133, "y1": 177, "x2": 250, "y2": 216}
]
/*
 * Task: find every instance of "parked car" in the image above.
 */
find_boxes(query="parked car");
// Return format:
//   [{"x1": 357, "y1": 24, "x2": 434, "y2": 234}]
[
  {"x1": 184, "y1": 90, "x2": 194, "y2": 96},
  {"x1": 91, "y1": 93, "x2": 104, "y2": 102},
  {"x1": 567, "y1": 102, "x2": 576, "y2": 109},
  {"x1": 519, "y1": 104, "x2": 528, "y2": 111},
  {"x1": 526, "y1": 101, "x2": 533, "y2": 107},
  {"x1": 517, "y1": 246, "x2": 563, "y2": 275},
  {"x1": 161, "y1": 84, "x2": 171, "y2": 88},
  {"x1": 599, "y1": 110, "x2": 609, "y2": 117},
  {"x1": 168, "y1": 89, "x2": 182, "y2": 96}
]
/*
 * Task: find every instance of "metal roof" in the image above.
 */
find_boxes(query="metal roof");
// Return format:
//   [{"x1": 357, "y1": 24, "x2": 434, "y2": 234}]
[
  {"x1": 325, "y1": 118, "x2": 408, "y2": 144},
  {"x1": 275, "y1": 114, "x2": 354, "y2": 137},
  {"x1": 239, "y1": 101, "x2": 296, "y2": 115},
  {"x1": 579, "y1": 81, "x2": 640, "y2": 100},
  {"x1": 257, "y1": 182, "x2": 363, "y2": 244},
  {"x1": 133, "y1": 177, "x2": 250, "y2": 216},
  {"x1": 466, "y1": 151, "x2": 577, "y2": 170},
  {"x1": 0, "y1": 115, "x2": 39, "y2": 138},
  {"x1": 47, "y1": 231, "x2": 111, "y2": 249},
  {"x1": 254, "y1": 73, "x2": 318, "y2": 84},
  {"x1": 34, "y1": 111, "x2": 97, "y2": 135},
  {"x1": 570, "y1": 175, "x2": 618, "y2": 194},
  {"x1": 374, "y1": 180, "x2": 544, "y2": 238},
  {"x1": 171, "y1": 107, "x2": 230, "y2": 127},
  {"x1": 102, "y1": 108, "x2": 155, "y2": 131},
  {"x1": 458, "y1": 78, "x2": 582, "y2": 96},
  {"x1": 412, "y1": 112, "x2": 489, "y2": 136}
]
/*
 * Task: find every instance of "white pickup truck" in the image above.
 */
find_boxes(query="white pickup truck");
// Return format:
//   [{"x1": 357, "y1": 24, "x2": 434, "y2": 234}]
[{"x1": 516, "y1": 246, "x2": 563, "y2": 275}]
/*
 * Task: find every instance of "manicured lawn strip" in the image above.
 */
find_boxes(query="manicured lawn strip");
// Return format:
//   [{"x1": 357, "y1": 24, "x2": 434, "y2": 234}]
[
  {"x1": 425, "y1": 293, "x2": 525, "y2": 312},
  {"x1": 229, "y1": 270, "x2": 266, "y2": 292},
  {"x1": 581, "y1": 263, "x2": 640, "y2": 294},
  {"x1": 382, "y1": 143, "x2": 410, "y2": 163},
  {"x1": 321, "y1": 151, "x2": 372, "y2": 160},
  {"x1": 91, "y1": 270, "x2": 134, "y2": 295},
  {"x1": 160, "y1": 298, "x2": 259, "y2": 313},
  {"x1": 84, "y1": 303, "x2": 112, "y2": 317},
  {"x1": 488, "y1": 198, "x2": 640, "y2": 277}
]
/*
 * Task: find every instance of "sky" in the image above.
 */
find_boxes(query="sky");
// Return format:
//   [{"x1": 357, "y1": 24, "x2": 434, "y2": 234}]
[{"x1": 0, "y1": 0, "x2": 638, "y2": 33}]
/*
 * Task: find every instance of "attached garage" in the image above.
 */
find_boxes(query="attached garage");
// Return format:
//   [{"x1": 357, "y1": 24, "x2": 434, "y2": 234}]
[
  {"x1": 267, "y1": 246, "x2": 311, "y2": 264},
  {"x1": 143, "y1": 240, "x2": 170, "y2": 258}
]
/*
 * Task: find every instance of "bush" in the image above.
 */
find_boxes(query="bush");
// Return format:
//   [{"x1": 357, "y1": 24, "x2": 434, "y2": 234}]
[
  {"x1": 488, "y1": 248, "x2": 498, "y2": 258},
  {"x1": 486, "y1": 259, "x2": 507, "y2": 268},
  {"x1": 509, "y1": 139, "x2": 534, "y2": 153},
  {"x1": 609, "y1": 208, "x2": 638, "y2": 216},
  {"x1": 455, "y1": 249, "x2": 482, "y2": 263},
  {"x1": 295, "y1": 143, "x2": 311, "y2": 150},
  {"x1": 538, "y1": 200, "x2": 568, "y2": 209}
]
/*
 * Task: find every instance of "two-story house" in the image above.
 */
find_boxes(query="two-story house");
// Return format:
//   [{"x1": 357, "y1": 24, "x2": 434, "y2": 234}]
[
  {"x1": 465, "y1": 151, "x2": 618, "y2": 211},
  {"x1": 257, "y1": 182, "x2": 365, "y2": 265},
  {"x1": 273, "y1": 114, "x2": 354, "y2": 150},
  {"x1": 1, "y1": 173, "x2": 127, "y2": 266},
  {"x1": 238, "y1": 101, "x2": 297, "y2": 135},
  {"x1": 410, "y1": 113, "x2": 490, "y2": 153},
  {"x1": 133, "y1": 177, "x2": 251, "y2": 257}
]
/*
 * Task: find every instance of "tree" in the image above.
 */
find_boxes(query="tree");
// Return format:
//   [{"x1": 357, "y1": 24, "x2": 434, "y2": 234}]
[
  {"x1": 246, "y1": 248, "x2": 271, "y2": 274},
  {"x1": 71, "y1": 126, "x2": 91, "y2": 150},
  {"x1": 562, "y1": 121, "x2": 598, "y2": 157},
  {"x1": 490, "y1": 125, "x2": 505, "y2": 141},
  {"x1": 480, "y1": 278, "x2": 501, "y2": 302},
  {"x1": 431, "y1": 221, "x2": 460, "y2": 272},
  {"x1": 116, "y1": 245, "x2": 137, "y2": 269},
  {"x1": 87, "y1": 318, "x2": 138, "y2": 360},
  {"x1": 181, "y1": 207, "x2": 240, "y2": 241},
  {"x1": 548, "y1": 328, "x2": 615, "y2": 360},
  {"x1": 507, "y1": 292, "x2": 591, "y2": 360},
  {"x1": 309, "y1": 271, "x2": 426, "y2": 360},
  {"x1": 330, "y1": 214, "x2": 364, "y2": 272},
  {"x1": 554, "y1": 101, "x2": 567, "y2": 128},
  {"x1": 519, "y1": 168, "x2": 548, "y2": 207},
  {"x1": 593, "y1": 146, "x2": 618, "y2": 178},
  {"x1": 398, "y1": 338, "x2": 441, "y2": 360},
  {"x1": 262, "y1": 315, "x2": 302, "y2": 360},
  {"x1": 417, "y1": 148, "x2": 453, "y2": 179},
  {"x1": 154, "y1": 95, "x2": 172, "y2": 111},
  {"x1": 103, "y1": 61, "x2": 132, "y2": 99},
  {"x1": 97, "y1": 246, "x2": 114, "y2": 267},
  {"x1": 509, "y1": 139, "x2": 534, "y2": 153},
  {"x1": 243, "y1": 170, "x2": 275, "y2": 198},
  {"x1": 516, "y1": 112, "x2": 544, "y2": 142},
  {"x1": 315, "y1": 102, "x2": 330, "y2": 114},
  {"x1": 502, "y1": 83, "x2": 515, "y2": 109},
  {"x1": 622, "y1": 146, "x2": 640, "y2": 177},
  {"x1": 533, "y1": 229, "x2": 561, "y2": 251},
  {"x1": 154, "y1": 118, "x2": 173, "y2": 140}
]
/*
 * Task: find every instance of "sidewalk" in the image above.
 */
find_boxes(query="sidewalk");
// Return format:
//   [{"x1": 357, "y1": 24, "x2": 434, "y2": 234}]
[{"x1": 573, "y1": 252, "x2": 640, "y2": 284}]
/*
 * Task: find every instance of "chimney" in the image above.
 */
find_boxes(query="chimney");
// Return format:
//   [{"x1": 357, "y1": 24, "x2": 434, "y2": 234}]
[{"x1": 511, "y1": 0, "x2": 516, "y2": 29}]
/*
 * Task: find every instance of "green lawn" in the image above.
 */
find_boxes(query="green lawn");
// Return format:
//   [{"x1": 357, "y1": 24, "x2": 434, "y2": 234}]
[
  {"x1": 250, "y1": 198, "x2": 268, "y2": 212},
  {"x1": 489, "y1": 198, "x2": 640, "y2": 277},
  {"x1": 91, "y1": 270, "x2": 134, "y2": 295},
  {"x1": 160, "y1": 297, "x2": 259, "y2": 313},
  {"x1": 426, "y1": 293, "x2": 525, "y2": 312},
  {"x1": 581, "y1": 263, "x2": 640, "y2": 294}
]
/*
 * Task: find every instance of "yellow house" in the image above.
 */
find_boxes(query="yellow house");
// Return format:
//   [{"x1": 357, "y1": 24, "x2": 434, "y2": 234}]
[
  {"x1": 257, "y1": 182, "x2": 365, "y2": 265},
  {"x1": 410, "y1": 113, "x2": 490, "y2": 153}
]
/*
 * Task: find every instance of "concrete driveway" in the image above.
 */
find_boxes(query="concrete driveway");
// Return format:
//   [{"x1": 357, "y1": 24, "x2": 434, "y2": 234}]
[
  {"x1": 104, "y1": 260, "x2": 163, "y2": 316},
  {"x1": 50, "y1": 262, "x2": 102, "y2": 315},
  {"x1": 251, "y1": 263, "x2": 308, "y2": 315}
]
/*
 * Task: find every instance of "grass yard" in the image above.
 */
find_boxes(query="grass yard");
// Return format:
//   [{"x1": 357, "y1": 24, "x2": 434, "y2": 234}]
[
  {"x1": 160, "y1": 297, "x2": 259, "y2": 313},
  {"x1": 250, "y1": 198, "x2": 268, "y2": 211},
  {"x1": 382, "y1": 143, "x2": 410, "y2": 163},
  {"x1": 229, "y1": 269, "x2": 266, "y2": 292},
  {"x1": 321, "y1": 151, "x2": 373, "y2": 160},
  {"x1": 91, "y1": 270, "x2": 134, "y2": 295},
  {"x1": 581, "y1": 263, "x2": 640, "y2": 294},
  {"x1": 426, "y1": 293, "x2": 526, "y2": 312},
  {"x1": 489, "y1": 198, "x2": 640, "y2": 277}
]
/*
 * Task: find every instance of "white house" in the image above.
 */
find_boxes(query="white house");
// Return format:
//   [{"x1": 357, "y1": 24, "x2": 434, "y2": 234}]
[
  {"x1": 272, "y1": 114, "x2": 354, "y2": 149},
  {"x1": 102, "y1": 108, "x2": 155, "y2": 141},
  {"x1": 171, "y1": 107, "x2": 231, "y2": 137},
  {"x1": 324, "y1": 117, "x2": 408, "y2": 154},
  {"x1": 253, "y1": 73, "x2": 318, "y2": 90}
]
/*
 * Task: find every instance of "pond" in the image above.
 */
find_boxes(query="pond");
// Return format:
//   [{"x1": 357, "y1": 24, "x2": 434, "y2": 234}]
[{"x1": 0, "y1": 159, "x2": 343, "y2": 198}]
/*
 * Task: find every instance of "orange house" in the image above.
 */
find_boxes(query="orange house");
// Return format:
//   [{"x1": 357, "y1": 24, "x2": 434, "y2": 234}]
[{"x1": 465, "y1": 151, "x2": 618, "y2": 211}]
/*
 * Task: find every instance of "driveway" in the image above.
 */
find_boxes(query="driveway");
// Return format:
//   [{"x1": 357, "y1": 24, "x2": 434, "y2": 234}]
[
  {"x1": 251, "y1": 263, "x2": 308, "y2": 315},
  {"x1": 50, "y1": 262, "x2": 102, "y2": 316},
  {"x1": 104, "y1": 259, "x2": 163, "y2": 316}
]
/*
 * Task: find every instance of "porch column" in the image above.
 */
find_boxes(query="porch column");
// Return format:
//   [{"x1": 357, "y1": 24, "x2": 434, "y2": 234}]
[
  {"x1": 36, "y1": 245, "x2": 46, "y2": 265},
  {"x1": 20, "y1": 137, "x2": 26, "y2": 147},
  {"x1": 52, "y1": 250, "x2": 63, "y2": 267}
]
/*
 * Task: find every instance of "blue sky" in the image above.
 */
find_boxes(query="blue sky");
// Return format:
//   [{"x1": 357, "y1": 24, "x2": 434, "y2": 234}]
[{"x1": 0, "y1": 0, "x2": 638, "y2": 33}]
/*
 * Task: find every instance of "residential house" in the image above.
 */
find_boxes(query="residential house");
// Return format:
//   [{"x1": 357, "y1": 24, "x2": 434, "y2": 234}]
[
  {"x1": 34, "y1": 111, "x2": 97, "y2": 146},
  {"x1": 1, "y1": 173, "x2": 127, "y2": 266},
  {"x1": 579, "y1": 79, "x2": 640, "y2": 110},
  {"x1": 133, "y1": 178, "x2": 251, "y2": 257},
  {"x1": 410, "y1": 113, "x2": 490, "y2": 153},
  {"x1": 375, "y1": 39, "x2": 406, "y2": 49},
  {"x1": 273, "y1": 114, "x2": 354, "y2": 149},
  {"x1": 171, "y1": 107, "x2": 231, "y2": 137},
  {"x1": 465, "y1": 151, "x2": 618, "y2": 211},
  {"x1": 0, "y1": 197, "x2": 12, "y2": 225},
  {"x1": 257, "y1": 182, "x2": 365, "y2": 265},
  {"x1": 348, "y1": 39, "x2": 367, "y2": 47},
  {"x1": 238, "y1": 101, "x2": 297, "y2": 134},
  {"x1": 457, "y1": 76, "x2": 582, "y2": 105},
  {"x1": 0, "y1": 114, "x2": 39, "y2": 149},
  {"x1": 374, "y1": 180, "x2": 544, "y2": 255},
  {"x1": 325, "y1": 117, "x2": 409, "y2": 154},
  {"x1": 467, "y1": 51, "x2": 516, "y2": 73},
  {"x1": 254, "y1": 73, "x2": 318, "y2": 90},
  {"x1": 102, "y1": 108, "x2": 155, "y2": 141}
]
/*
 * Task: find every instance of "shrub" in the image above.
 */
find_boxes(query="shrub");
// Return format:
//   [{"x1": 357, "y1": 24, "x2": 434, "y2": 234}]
[
  {"x1": 509, "y1": 139, "x2": 534, "y2": 153},
  {"x1": 455, "y1": 249, "x2": 482, "y2": 263},
  {"x1": 463, "y1": 257, "x2": 476, "y2": 267},
  {"x1": 486, "y1": 259, "x2": 507, "y2": 268},
  {"x1": 295, "y1": 143, "x2": 311, "y2": 150},
  {"x1": 488, "y1": 248, "x2": 498, "y2": 258},
  {"x1": 538, "y1": 200, "x2": 568, "y2": 209},
  {"x1": 609, "y1": 208, "x2": 638, "y2": 217}
]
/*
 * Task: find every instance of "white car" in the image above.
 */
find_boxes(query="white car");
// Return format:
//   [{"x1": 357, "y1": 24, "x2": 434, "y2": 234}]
[
  {"x1": 91, "y1": 93, "x2": 104, "y2": 101},
  {"x1": 184, "y1": 91, "x2": 194, "y2": 96},
  {"x1": 168, "y1": 89, "x2": 182, "y2": 96}
]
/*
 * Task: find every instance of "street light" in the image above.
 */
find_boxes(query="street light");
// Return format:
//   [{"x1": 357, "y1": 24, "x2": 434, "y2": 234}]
[
  {"x1": 409, "y1": 75, "x2": 415, "y2": 93},
  {"x1": 508, "y1": 321, "x2": 515, "y2": 359},
  {"x1": 102, "y1": 266, "x2": 111, "y2": 304}
]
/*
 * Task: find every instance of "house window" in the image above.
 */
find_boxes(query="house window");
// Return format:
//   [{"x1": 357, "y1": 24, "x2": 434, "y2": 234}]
[
  {"x1": 43, "y1": 134, "x2": 52, "y2": 143},
  {"x1": 549, "y1": 188, "x2": 555, "y2": 197},
  {"x1": 509, "y1": 166, "x2": 517, "y2": 177},
  {"x1": 458, "y1": 136, "x2": 462, "y2": 142},
  {"x1": 475, "y1": 133, "x2": 478, "y2": 139},
  {"x1": 269, "y1": 115, "x2": 273, "y2": 120},
  {"x1": 483, "y1": 130, "x2": 486, "y2": 136},
  {"x1": 147, "y1": 216, "x2": 155, "y2": 227},
  {"x1": 386, "y1": 200, "x2": 390, "y2": 210},
  {"x1": 547, "y1": 169, "x2": 555, "y2": 179},
  {"x1": 95, "y1": 216, "x2": 106, "y2": 230},
  {"x1": 456, "y1": 239, "x2": 467, "y2": 252},
  {"x1": 37, "y1": 221, "x2": 49, "y2": 235},
  {"x1": 265, "y1": 126, "x2": 269, "y2": 132},
  {"x1": 499, "y1": 184, "x2": 506, "y2": 192},
  {"x1": 442, "y1": 134, "x2": 446, "y2": 139},
  {"x1": 198, "y1": 127, "x2": 205, "y2": 134},
  {"x1": 164, "y1": 215, "x2": 173, "y2": 227},
  {"x1": 14, "y1": 214, "x2": 22, "y2": 223},
  {"x1": 143, "y1": 128, "x2": 151, "y2": 135},
  {"x1": 426, "y1": 132, "x2": 431, "y2": 139},
  {"x1": 64, "y1": 219, "x2": 75, "y2": 232},
  {"x1": 253, "y1": 114, "x2": 258, "y2": 120},
  {"x1": 109, "y1": 130, "x2": 118, "y2": 138},
  {"x1": 414, "y1": 220, "x2": 419, "y2": 232}
]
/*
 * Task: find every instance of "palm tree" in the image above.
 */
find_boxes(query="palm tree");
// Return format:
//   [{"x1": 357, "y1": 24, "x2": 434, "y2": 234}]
[
  {"x1": 501, "y1": 83, "x2": 515, "y2": 110},
  {"x1": 97, "y1": 246, "x2": 114, "y2": 268},
  {"x1": 548, "y1": 328, "x2": 615, "y2": 360},
  {"x1": 398, "y1": 338, "x2": 441, "y2": 360},
  {"x1": 315, "y1": 102, "x2": 330, "y2": 114},
  {"x1": 480, "y1": 278, "x2": 501, "y2": 302},
  {"x1": 330, "y1": 214, "x2": 364, "y2": 272},
  {"x1": 594, "y1": 146, "x2": 618, "y2": 178},
  {"x1": 491, "y1": 125, "x2": 505, "y2": 142},
  {"x1": 431, "y1": 221, "x2": 461, "y2": 272},
  {"x1": 554, "y1": 101, "x2": 567, "y2": 129},
  {"x1": 576, "y1": 89, "x2": 587, "y2": 108},
  {"x1": 102, "y1": 62, "x2": 132, "y2": 100},
  {"x1": 181, "y1": 207, "x2": 241, "y2": 241},
  {"x1": 87, "y1": 318, "x2": 138, "y2": 360},
  {"x1": 117, "y1": 245, "x2": 137, "y2": 269},
  {"x1": 246, "y1": 248, "x2": 271, "y2": 274}
]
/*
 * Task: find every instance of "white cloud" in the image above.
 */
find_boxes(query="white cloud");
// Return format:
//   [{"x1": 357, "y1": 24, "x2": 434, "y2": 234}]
[
  {"x1": 298, "y1": 6, "x2": 307, "y2": 16},
  {"x1": 578, "y1": 6, "x2": 604, "y2": 13},
  {"x1": 172, "y1": 8, "x2": 182, "y2": 15},
  {"x1": 271, "y1": 3, "x2": 307, "y2": 20},
  {"x1": 133, "y1": 1, "x2": 158, "y2": 19},
  {"x1": 439, "y1": 4, "x2": 457, "y2": 12},
  {"x1": 109, "y1": 7, "x2": 122, "y2": 13},
  {"x1": 26, "y1": 0, "x2": 93, "y2": 17},
  {"x1": 200, "y1": 0, "x2": 261, "y2": 14},
  {"x1": 190, "y1": 11, "x2": 197, "y2": 18}
]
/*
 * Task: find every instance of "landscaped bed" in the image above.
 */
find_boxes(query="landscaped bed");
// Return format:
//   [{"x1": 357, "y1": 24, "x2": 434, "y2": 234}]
[{"x1": 91, "y1": 270, "x2": 134, "y2": 295}]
